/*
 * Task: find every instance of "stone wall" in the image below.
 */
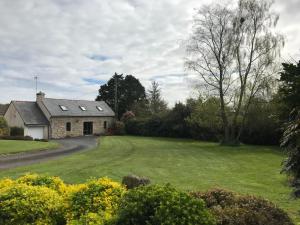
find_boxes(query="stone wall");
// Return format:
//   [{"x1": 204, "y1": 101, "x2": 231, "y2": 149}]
[{"x1": 50, "y1": 116, "x2": 114, "y2": 139}]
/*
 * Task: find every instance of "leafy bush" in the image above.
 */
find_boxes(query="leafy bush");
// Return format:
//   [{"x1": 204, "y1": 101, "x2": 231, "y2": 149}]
[
  {"x1": 66, "y1": 177, "x2": 125, "y2": 223},
  {"x1": 9, "y1": 126, "x2": 24, "y2": 136},
  {"x1": 122, "y1": 175, "x2": 150, "y2": 189},
  {"x1": 68, "y1": 212, "x2": 109, "y2": 225},
  {"x1": 0, "y1": 117, "x2": 9, "y2": 136},
  {"x1": 125, "y1": 116, "x2": 166, "y2": 137},
  {"x1": 16, "y1": 173, "x2": 66, "y2": 194},
  {"x1": 113, "y1": 184, "x2": 215, "y2": 225},
  {"x1": 0, "y1": 183, "x2": 65, "y2": 224},
  {"x1": 121, "y1": 111, "x2": 135, "y2": 122},
  {"x1": 107, "y1": 121, "x2": 125, "y2": 135},
  {"x1": 191, "y1": 188, "x2": 294, "y2": 225},
  {"x1": 34, "y1": 138, "x2": 49, "y2": 142}
]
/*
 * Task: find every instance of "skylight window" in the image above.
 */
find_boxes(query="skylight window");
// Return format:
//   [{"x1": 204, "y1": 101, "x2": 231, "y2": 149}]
[
  {"x1": 96, "y1": 106, "x2": 103, "y2": 111},
  {"x1": 79, "y1": 106, "x2": 87, "y2": 111},
  {"x1": 59, "y1": 105, "x2": 68, "y2": 111}
]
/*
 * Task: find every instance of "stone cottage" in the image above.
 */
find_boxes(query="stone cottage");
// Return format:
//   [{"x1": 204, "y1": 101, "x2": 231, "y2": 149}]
[{"x1": 4, "y1": 92, "x2": 115, "y2": 139}]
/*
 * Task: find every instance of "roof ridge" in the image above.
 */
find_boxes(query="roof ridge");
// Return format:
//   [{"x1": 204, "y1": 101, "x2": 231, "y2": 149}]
[
  {"x1": 45, "y1": 98, "x2": 104, "y2": 102},
  {"x1": 12, "y1": 100, "x2": 35, "y2": 103}
]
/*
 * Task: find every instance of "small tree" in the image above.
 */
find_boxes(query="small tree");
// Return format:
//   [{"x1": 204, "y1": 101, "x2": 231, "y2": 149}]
[
  {"x1": 147, "y1": 81, "x2": 168, "y2": 115},
  {"x1": 281, "y1": 109, "x2": 300, "y2": 197},
  {"x1": 278, "y1": 61, "x2": 300, "y2": 119},
  {"x1": 279, "y1": 60, "x2": 300, "y2": 196},
  {"x1": 185, "y1": 0, "x2": 283, "y2": 145}
]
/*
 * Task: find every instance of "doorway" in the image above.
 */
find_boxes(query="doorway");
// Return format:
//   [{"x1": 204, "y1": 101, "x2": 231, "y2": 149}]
[{"x1": 83, "y1": 122, "x2": 93, "y2": 135}]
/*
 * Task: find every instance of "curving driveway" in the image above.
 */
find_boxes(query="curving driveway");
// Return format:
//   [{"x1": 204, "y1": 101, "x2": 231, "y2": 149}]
[{"x1": 0, "y1": 136, "x2": 98, "y2": 169}]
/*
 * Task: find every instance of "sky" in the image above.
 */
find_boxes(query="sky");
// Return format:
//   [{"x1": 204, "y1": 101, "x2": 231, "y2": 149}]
[{"x1": 0, "y1": 0, "x2": 299, "y2": 106}]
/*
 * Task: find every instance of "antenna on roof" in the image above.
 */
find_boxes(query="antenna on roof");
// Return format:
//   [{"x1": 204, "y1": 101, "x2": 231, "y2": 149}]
[{"x1": 34, "y1": 76, "x2": 38, "y2": 94}]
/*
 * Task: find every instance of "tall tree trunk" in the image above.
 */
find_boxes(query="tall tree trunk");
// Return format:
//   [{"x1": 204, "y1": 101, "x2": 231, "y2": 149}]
[{"x1": 219, "y1": 85, "x2": 231, "y2": 145}]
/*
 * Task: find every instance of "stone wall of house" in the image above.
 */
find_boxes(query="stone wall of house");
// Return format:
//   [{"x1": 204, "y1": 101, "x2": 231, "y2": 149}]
[
  {"x1": 4, "y1": 103, "x2": 25, "y2": 128},
  {"x1": 50, "y1": 116, "x2": 114, "y2": 139}
]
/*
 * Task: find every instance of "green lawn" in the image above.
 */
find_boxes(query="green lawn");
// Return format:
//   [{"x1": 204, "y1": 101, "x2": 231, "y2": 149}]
[
  {"x1": 0, "y1": 136, "x2": 299, "y2": 222},
  {"x1": 0, "y1": 140, "x2": 59, "y2": 155}
]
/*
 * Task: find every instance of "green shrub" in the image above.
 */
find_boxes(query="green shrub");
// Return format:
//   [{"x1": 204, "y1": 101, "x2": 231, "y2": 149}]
[
  {"x1": 192, "y1": 188, "x2": 294, "y2": 225},
  {"x1": 122, "y1": 174, "x2": 150, "y2": 189},
  {"x1": 113, "y1": 184, "x2": 215, "y2": 225},
  {"x1": 121, "y1": 111, "x2": 135, "y2": 122},
  {"x1": 107, "y1": 121, "x2": 125, "y2": 135},
  {"x1": 0, "y1": 117, "x2": 9, "y2": 136},
  {"x1": 10, "y1": 126, "x2": 24, "y2": 136},
  {"x1": 66, "y1": 178, "x2": 126, "y2": 223},
  {"x1": 67, "y1": 212, "x2": 109, "y2": 225},
  {"x1": 0, "y1": 135, "x2": 33, "y2": 140},
  {"x1": 0, "y1": 183, "x2": 65, "y2": 224}
]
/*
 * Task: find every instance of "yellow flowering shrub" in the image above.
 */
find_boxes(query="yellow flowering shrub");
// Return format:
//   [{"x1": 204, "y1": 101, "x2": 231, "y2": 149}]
[
  {"x1": 65, "y1": 177, "x2": 126, "y2": 224},
  {"x1": 16, "y1": 173, "x2": 67, "y2": 194},
  {"x1": 0, "y1": 178, "x2": 14, "y2": 189},
  {"x1": 0, "y1": 183, "x2": 65, "y2": 224},
  {"x1": 0, "y1": 174, "x2": 127, "y2": 224}
]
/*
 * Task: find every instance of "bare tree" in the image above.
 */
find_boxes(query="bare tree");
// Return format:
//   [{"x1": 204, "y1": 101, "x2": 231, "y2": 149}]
[{"x1": 185, "y1": 0, "x2": 284, "y2": 145}]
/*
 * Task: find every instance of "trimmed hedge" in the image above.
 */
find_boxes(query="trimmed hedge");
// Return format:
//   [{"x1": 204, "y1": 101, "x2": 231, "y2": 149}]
[{"x1": 0, "y1": 135, "x2": 33, "y2": 140}]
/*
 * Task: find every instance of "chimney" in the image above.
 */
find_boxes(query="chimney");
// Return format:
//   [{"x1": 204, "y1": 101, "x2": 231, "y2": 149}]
[{"x1": 36, "y1": 91, "x2": 45, "y2": 103}]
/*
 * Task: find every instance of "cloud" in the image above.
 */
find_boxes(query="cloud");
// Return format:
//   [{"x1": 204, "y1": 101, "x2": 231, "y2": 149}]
[{"x1": 0, "y1": 0, "x2": 298, "y2": 106}]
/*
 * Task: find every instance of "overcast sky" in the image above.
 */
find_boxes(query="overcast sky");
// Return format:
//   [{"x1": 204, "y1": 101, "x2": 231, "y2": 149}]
[{"x1": 0, "y1": 0, "x2": 299, "y2": 105}]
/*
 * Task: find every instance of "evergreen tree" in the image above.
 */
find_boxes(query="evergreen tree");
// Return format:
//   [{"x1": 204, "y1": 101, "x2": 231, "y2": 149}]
[
  {"x1": 147, "y1": 81, "x2": 168, "y2": 115},
  {"x1": 96, "y1": 73, "x2": 146, "y2": 119}
]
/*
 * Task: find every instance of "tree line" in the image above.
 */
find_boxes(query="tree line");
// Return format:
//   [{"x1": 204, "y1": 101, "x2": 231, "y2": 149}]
[{"x1": 95, "y1": 60, "x2": 298, "y2": 146}]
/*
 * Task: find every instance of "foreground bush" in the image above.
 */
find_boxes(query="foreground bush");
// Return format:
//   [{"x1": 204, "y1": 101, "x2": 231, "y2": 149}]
[
  {"x1": 0, "y1": 175, "x2": 125, "y2": 225},
  {"x1": 66, "y1": 177, "x2": 126, "y2": 224},
  {"x1": 16, "y1": 173, "x2": 66, "y2": 193},
  {"x1": 0, "y1": 183, "x2": 65, "y2": 224},
  {"x1": 113, "y1": 184, "x2": 215, "y2": 225},
  {"x1": 191, "y1": 188, "x2": 294, "y2": 225}
]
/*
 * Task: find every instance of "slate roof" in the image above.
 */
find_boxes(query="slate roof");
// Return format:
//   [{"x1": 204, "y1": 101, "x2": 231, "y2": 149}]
[
  {"x1": 42, "y1": 98, "x2": 115, "y2": 117},
  {"x1": 0, "y1": 104, "x2": 9, "y2": 116},
  {"x1": 12, "y1": 101, "x2": 49, "y2": 125}
]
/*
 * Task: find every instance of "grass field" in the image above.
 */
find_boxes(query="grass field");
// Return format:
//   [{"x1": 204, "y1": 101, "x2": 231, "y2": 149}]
[
  {"x1": 0, "y1": 136, "x2": 299, "y2": 221},
  {"x1": 0, "y1": 140, "x2": 59, "y2": 155}
]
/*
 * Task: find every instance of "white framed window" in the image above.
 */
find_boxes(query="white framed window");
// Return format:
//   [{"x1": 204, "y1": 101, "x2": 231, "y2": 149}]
[
  {"x1": 96, "y1": 106, "x2": 103, "y2": 111},
  {"x1": 59, "y1": 105, "x2": 68, "y2": 111},
  {"x1": 79, "y1": 106, "x2": 87, "y2": 111}
]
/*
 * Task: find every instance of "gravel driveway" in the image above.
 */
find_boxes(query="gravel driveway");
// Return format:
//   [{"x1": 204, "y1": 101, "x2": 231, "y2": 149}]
[{"x1": 0, "y1": 136, "x2": 98, "y2": 169}]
